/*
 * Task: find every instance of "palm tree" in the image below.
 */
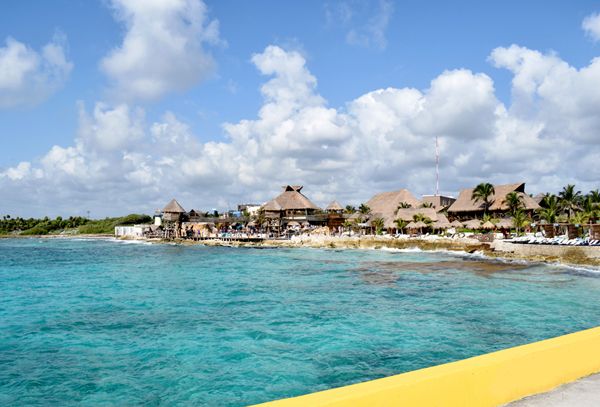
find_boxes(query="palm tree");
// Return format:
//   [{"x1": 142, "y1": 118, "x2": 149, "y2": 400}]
[
  {"x1": 397, "y1": 201, "x2": 412, "y2": 209},
  {"x1": 558, "y1": 184, "x2": 581, "y2": 219},
  {"x1": 394, "y1": 218, "x2": 407, "y2": 234},
  {"x1": 471, "y1": 183, "x2": 495, "y2": 215},
  {"x1": 537, "y1": 206, "x2": 558, "y2": 224},
  {"x1": 344, "y1": 205, "x2": 356, "y2": 214},
  {"x1": 571, "y1": 211, "x2": 589, "y2": 226},
  {"x1": 420, "y1": 202, "x2": 433, "y2": 208},
  {"x1": 342, "y1": 220, "x2": 353, "y2": 234},
  {"x1": 358, "y1": 203, "x2": 371, "y2": 215},
  {"x1": 371, "y1": 217, "x2": 385, "y2": 235},
  {"x1": 255, "y1": 210, "x2": 266, "y2": 231},
  {"x1": 502, "y1": 191, "x2": 524, "y2": 216},
  {"x1": 412, "y1": 213, "x2": 433, "y2": 225},
  {"x1": 589, "y1": 189, "x2": 600, "y2": 204},
  {"x1": 512, "y1": 209, "x2": 528, "y2": 235}
]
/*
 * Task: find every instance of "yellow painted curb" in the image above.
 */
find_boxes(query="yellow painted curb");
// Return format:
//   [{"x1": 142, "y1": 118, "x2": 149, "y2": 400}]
[{"x1": 255, "y1": 326, "x2": 600, "y2": 406}]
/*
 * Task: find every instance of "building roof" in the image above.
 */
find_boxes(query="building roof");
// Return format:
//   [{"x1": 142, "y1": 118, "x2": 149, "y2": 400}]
[
  {"x1": 262, "y1": 185, "x2": 320, "y2": 212},
  {"x1": 366, "y1": 189, "x2": 420, "y2": 216},
  {"x1": 326, "y1": 200, "x2": 343, "y2": 211},
  {"x1": 447, "y1": 183, "x2": 540, "y2": 213},
  {"x1": 163, "y1": 199, "x2": 186, "y2": 213},
  {"x1": 395, "y1": 207, "x2": 439, "y2": 222}
]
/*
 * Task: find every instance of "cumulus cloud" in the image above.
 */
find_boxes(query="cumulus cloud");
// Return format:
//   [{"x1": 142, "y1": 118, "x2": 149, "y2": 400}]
[
  {"x1": 0, "y1": 34, "x2": 73, "y2": 108},
  {"x1": 582, "y1": 12, "x2": 600, "y2": 42},
  {"x1": 101, "y1": 0, "x2": 222, "y2": 102},
  {"x1": 1, "y1": 44, "x2": 600, "y2": 217}
]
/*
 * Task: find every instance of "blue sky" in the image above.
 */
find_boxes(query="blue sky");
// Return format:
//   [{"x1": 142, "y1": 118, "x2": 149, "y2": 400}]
[{"x1": 1, "y1": 0, "x2": 600, "y2": 216}]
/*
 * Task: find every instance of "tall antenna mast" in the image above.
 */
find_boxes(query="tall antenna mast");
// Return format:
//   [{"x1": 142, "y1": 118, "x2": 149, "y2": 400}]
[{"x1": 435, "y1": 136, "x2": 440, "y2": 196}]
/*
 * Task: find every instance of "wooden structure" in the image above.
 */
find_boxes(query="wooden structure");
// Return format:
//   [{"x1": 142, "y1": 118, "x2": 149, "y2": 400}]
[
  {"x1": 162, "y1": 198, "x2": 186, "y2": 238},
  {"x1": 262, "y1": 185, "x2": 323, "y2": 233}
]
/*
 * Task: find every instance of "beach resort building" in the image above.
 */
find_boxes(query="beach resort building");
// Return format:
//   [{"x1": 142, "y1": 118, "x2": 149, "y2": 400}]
[
  {"x1": 447, "y1": 183, "x2": 540, "y2": 220},
  {"x1": 262, "y1": 185, "x2": 324, "y2": 230},
  {"x1": 421, "y1": 194, "x2": 456, "y2": 210}
]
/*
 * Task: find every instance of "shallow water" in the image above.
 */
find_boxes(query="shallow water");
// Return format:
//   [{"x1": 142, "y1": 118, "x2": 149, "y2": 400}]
[{"x1": 1, "y1": 238, "x2": 600, "y2": 406}]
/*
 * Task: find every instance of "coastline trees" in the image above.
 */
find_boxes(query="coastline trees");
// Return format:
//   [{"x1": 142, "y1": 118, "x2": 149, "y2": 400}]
[
  {"x1": 471, "y1": 183, "x2": 495, "y2": 216},
  {"x1": 503, "y1": 191, "x2": 525, "y2": 216},
  {"x1": 394, "y1": 218, "x2": 407, "y2": 234},
  {"x1": 558, "y1": 184, "x2": 581, "y2": 220}
]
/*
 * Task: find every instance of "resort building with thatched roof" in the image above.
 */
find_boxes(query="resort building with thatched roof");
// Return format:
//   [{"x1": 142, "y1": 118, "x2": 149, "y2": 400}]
[
  {"x1": 366, "y1": 189, "x2": 421, "y2": 218},
  {"x1": 421, "y1": 195, "x2": 456, "y2": 210},
  {"x1": 325, "y1": 200, "x2": 344, "y2": 213},
  {"x1": 162, "y1": 199, "x2": 186, "y2": 222},
  {"x1": 447, "y1": 183, "x2": 540, "y2": 220},
  {"x1": 261, "y1": 185, "x2": 324, "y2": 230}
]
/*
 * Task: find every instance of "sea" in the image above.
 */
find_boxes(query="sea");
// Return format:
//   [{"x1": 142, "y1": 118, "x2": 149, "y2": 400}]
[{"x1": 1, "y1": 238, "x2": 600, "y2": 406}]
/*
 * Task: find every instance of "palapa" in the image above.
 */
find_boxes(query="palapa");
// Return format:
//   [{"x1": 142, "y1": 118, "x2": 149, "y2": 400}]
[
  {"x1": 163, "y1": 198, "x2": 186, "y2": 213},
  {"x1": 481, "y1": 221, "x2": 496, "y2": 229},
  {"x1": 325, "y1": 200, "x2": 343, "y2": 211},
  {"x1": 262, "y1": 185, "x2": 319, "y2": 212},
  {"x1": 448, "y1": 183, "x2": 540, "y2": 214},
  {"x1": 462, "y1": 219, "x2": 482, "y2": 229},
  {"x1": 450, "y1": 220, "x2": 463, "y2": 227}
]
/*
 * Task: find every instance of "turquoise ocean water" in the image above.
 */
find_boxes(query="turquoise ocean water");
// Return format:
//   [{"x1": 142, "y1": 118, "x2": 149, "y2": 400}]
[{"x1": 2, "y1": 238, "x2": 600, "y2": 406}]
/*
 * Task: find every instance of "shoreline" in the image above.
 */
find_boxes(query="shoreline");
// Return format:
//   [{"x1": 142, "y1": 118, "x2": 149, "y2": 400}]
[{"x1": 3, "y1": 233, "x2": 600, "y2": 269}]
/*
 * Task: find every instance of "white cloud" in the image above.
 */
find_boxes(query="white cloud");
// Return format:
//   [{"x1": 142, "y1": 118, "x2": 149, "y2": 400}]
[
  {"x1": 101, "y1": 0, "x2": 222, "y2": 102},
  {"x1": 1, "y1": 44, "x2": 600, "y2": 217},
  {"x1": 583, "y1": 12, "x2": 600, "y2": 42},
  {"x1": 0, "y1": 35, "x2": 72, "y2": 108},
  {"x1": 345, "y1": 0, "x2": 394, "y2": 49}
]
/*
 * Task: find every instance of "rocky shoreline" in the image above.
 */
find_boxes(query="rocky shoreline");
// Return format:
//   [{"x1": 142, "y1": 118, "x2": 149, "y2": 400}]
[
  {"x1": 180, "y1": 236, "x2": 600, "y2": 268},
  {"x1": 3, "y1": 233, "x2": 600, "y2": 268}
]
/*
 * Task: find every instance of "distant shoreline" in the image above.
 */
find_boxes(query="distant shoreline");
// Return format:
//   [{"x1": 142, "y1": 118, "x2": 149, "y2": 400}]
[{"x1": 2, "y1": 233, "x2": 599, "y2": 269}]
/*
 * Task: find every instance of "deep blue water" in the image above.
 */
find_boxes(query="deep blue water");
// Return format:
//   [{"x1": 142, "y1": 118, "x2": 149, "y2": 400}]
[{"x1": 1, "y1": 238, "x2": 600, "y2": 406}]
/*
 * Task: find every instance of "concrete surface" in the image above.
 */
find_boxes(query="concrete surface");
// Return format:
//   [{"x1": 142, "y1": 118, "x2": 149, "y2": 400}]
[{"x1": 507, "y1": 372, "x2": 600, "y2": 406}]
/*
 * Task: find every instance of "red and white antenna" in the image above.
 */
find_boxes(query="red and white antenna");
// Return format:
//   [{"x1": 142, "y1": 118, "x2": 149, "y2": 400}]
[{"x1": 435, "y1": 136, "x2": 440, "y2": 196}]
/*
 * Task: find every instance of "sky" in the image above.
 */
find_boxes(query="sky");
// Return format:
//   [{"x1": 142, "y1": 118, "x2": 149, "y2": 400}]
[{"x1": 1, "y1": 0, "x2": 600, "y2": 217}]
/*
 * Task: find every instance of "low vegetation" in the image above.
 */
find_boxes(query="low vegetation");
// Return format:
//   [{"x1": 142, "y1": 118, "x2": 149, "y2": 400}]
[{"x1": 0, "y1": 214, "x2": 151, "y2": 236}]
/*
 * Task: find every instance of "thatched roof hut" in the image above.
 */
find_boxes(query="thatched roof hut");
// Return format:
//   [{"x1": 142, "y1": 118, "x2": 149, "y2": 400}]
[
  {"x1": 326, "y1": 200, "x2": 343, "y2": 212},
  {"x1": 163, "y1": 199, "x2": 186, "y2": 213},
  {"x1": 366, "y1": 189, "x2": 421, "y2": 228},
  {"x1": 496, "y1": 218, "x2": 513, "y2": 228},
  {"x1": 463, "y1": 219, "x2": 482, "y2": 229},
  {"x1": 447, "y1": 183, "x2": 540, "y2": 216},
  {"x1": 450, "y1": 220, "x2": 463, "y2": 228},
  {"x1": 162, "y1": 199, "x2": 186, "y2": 222},
  {"x1": 433, "y1": 213, "x2": 451, "y2": 229},
  {"x1": 262, "y1": 185, "x2": 319, "y2": 213},
  {"x1": 395, "y1": 208, "x2": 439, "y2": 222},
  {"x1": 481, "y1": 221, "x2": 496, "y2": 229}
]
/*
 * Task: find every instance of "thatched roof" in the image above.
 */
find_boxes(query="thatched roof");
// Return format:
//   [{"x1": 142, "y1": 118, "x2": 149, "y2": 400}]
[
  {"x1": 407, "y1": 221, "x2": 427, "y2": 229},
  {"x1": 262, "y1": 185, "x2": 319, "y2": 212},
  {"x1": 463, "y1": 219, "x2": 482, "y2": 229},
  {"x1": 481, "y1": 221, "x2": 496, "y2": 229},
  {"x1": 326, "y1": 200, "x2": 343, "y2": 211},
  {"x1": 366, "y1": 189, "x2": 421, "y2": 228},
  {"x1": 447, "y1": 183, "x2": 540, "y2": 213},
  {"x1": 495, "y1": 218, "x2": 513, "y2": 228},
  {"x1": 395, "y1": 208, "x2": 439, "y2": 222},
  {"x1": 432, "y1": 213, "x2": 451, "y2": 229},
  {"x1": 163, "y1": 199, "x2": 186, "y2": 213},
  {"x1": 450, "y1": 220, "x2": 463, "y2": 227}
]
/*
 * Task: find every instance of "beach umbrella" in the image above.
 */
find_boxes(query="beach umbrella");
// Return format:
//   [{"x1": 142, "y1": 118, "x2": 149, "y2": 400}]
[
  {"x1": 287, "y1": 221, "x2": 300, "y2": 228},
  {"x1": 495, "y1": 218, "x2": 513, "y2": 228},
  {"x1": 450, "y1": 220, "x2": 463, "y2": 228},
  {"x1": 463, "y1": 219, "x2": 482, "y2": 229},
  {"x1": 406, "y1": 221, "x2": 418, "y2": 229},
  {"x1": 481, "y1": 221, "x2": 495, "y2": 230}
]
